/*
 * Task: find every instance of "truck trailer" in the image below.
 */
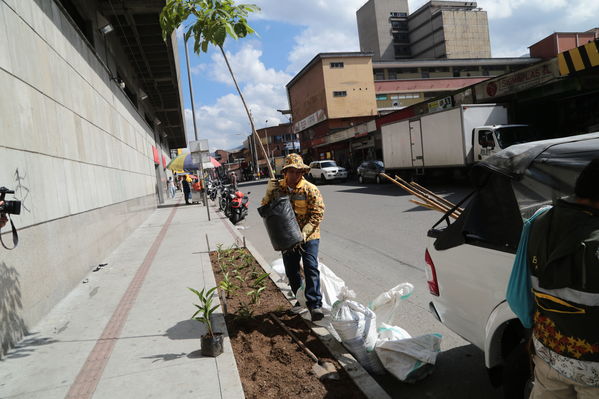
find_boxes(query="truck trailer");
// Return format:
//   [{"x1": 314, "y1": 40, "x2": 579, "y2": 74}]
[{"x1": 381, "y1": 104, "x2": 536, "y2": 174}]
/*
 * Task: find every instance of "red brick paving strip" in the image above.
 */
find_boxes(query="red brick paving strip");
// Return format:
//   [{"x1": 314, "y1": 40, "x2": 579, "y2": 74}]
[{"x1": 65, "y1": 204, "x2": 179, "y2": 398}]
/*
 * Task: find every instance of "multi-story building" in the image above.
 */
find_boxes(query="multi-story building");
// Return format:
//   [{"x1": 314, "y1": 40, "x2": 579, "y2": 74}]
[
  {"x1": 408, "y1": 1, "x2": 490, "y2": 59},
  {"x1": 286, "y1": 53, "x2": 378, "y2": 164},
  {"x1": 372, "y1": 57, "x2": 539, "y2": 110},
  {"x1": 529, "y1": 29, "x2": 599, "y2": 59},
  {"x1": 357, "y1": 0, "x2": 490, "y2": 61},
  {"x1": 357, "y1": 0, "x2": 410, "y2": 61}
]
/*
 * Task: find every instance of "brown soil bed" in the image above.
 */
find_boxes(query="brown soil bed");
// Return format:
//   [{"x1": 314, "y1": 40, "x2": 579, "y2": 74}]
[{"x1": 210, "y1": 246, "x2": 367, "y2": 399}]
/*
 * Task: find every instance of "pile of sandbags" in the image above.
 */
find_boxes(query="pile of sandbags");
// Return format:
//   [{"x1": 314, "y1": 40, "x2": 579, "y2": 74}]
[{"x1": 269, "y1": 259, "x2": 442, "y2": 382}]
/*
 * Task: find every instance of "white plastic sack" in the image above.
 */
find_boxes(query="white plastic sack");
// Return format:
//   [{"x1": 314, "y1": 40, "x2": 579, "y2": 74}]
[
  {"x1": 296, "y1": 262, "x2": 346, "y2": 313},
  {"x1": 330, "y1": 287, "x2": 385, "y2": 375},
  {"x1": 270, "y1": 258, "x2": 288, "y2": 284},
  {"x1": 375, "y1": 331, "x2": 442, "y2": 383},
  {"x1": 369, "y1": 282, "x2": 414, "y2": 327}
]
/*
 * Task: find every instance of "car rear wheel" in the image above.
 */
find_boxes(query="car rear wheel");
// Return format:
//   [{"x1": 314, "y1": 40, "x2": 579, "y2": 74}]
[
  {"x1": 376, "y1": 175, "x2": 381, "y2": 184},
  {"x1": 358, "y1": 174, "x2": 363, "y2": 184}
]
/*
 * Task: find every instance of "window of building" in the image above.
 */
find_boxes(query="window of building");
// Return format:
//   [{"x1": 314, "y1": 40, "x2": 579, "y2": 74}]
[
  {"x1": 391, "y1": 21, "x2": 408, "y2": 30},
  {"x1": 374, "y1": 71, "x2": 385, "y2": 80},
  {"x1": 330, "y1": 62, "x2": 344, "y2": 68},
  {"x1": 390, "y1": 95, "x2": 399, "y2": 100},
  {"x1": 392, "y1": 33, "x2": 409, "y2": 43},
  {"x1": 397, "y1": 68, "x2": 418, "y2": 74},
  {"x1": 333, "y1": 91, "x2": 347, "y2": 97},
  {"x1": 376, "y1": 94, "x2": 388, "y2": 100},
  {"x1": 393, "y1": 46, "x2": 410, "y2": 58},
  {"x1": 388, "y1": 69, "x2": 398, "y2": 79},
  {"x1": 390, "y1": 12, "x2": 407, "y2": 17}
]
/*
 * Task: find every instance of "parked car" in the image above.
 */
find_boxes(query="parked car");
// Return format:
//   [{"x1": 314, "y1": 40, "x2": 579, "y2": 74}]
[
  {"x1": 424, "y1": 133, "x2": 599, "y2": 397},
  {"x1": 307, "y1": 160, "x2": 348, "y2": 183},
  {"x1": 357, "y1": 160, "x2": 385, "y2": 184}
]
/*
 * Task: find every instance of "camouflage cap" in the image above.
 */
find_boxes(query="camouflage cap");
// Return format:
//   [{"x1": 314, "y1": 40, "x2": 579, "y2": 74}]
[{"x1": 281, "y1": 153, "x2": 310, "y2": 171}]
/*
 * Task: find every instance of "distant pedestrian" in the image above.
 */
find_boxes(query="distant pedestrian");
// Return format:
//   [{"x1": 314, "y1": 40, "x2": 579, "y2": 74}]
[
  {"x1": 167, "y1": 177, "x2": 176, "y2": 199},
  {"x1": 230, "y1": 172, "x2": 238, "y2": 190},
  {"x1": 181, "y1": 175, "x2": 191, "y2": 205}
]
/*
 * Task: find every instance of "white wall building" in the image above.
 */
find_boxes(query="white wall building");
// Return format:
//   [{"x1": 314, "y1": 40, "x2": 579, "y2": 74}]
[{"x1": 0, "y1": 0, "x2": 186, "y2": 355}]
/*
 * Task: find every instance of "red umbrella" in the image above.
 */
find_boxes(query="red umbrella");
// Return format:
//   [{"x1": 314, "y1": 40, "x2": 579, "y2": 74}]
[{"x1": 210, "y1": 157, "x2": 222, "y2": 168}]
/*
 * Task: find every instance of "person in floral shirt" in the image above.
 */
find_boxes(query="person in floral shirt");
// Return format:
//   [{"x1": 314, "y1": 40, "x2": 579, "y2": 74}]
[{"x1": 262, "y1": 153, "x2": 325, "y2": 321}]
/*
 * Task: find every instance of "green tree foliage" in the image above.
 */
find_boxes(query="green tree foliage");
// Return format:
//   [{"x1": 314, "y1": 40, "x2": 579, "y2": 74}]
[{"x1": 160, "y1": 0, "x2": 259, "y2": 53}]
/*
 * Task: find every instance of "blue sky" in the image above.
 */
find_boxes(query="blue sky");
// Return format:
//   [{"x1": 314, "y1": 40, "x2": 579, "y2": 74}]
[{"x1": 175, "y1": 0, "x2": 599, "y2": 152}]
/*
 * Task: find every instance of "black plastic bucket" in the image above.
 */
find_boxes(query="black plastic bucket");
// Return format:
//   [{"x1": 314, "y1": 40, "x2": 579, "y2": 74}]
[{"x1": 257, "y1": 196, "x2": 303, "y2": 251}]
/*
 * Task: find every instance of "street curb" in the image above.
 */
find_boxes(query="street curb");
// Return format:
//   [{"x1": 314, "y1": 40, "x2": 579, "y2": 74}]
[{"x1": 218, "y1": 212, "x2": 391, "y2": 399}]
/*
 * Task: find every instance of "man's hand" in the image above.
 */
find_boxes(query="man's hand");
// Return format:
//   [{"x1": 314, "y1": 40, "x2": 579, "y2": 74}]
[
  {"x1": 302, "y1": 223, "x2": 315, "y2": 242},
  {"x1": 263, "y1": 179, "x2": 279, "y2": 203}
]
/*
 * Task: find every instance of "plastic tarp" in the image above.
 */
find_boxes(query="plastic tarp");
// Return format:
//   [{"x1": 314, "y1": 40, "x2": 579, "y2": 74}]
[{"x1": 433, "y1": 133, "x2": 599, "y2": 252}]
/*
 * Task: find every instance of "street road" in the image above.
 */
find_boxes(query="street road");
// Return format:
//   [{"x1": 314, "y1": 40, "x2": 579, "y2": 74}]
[{"x1": 230, "y1": 177, "x2": 503, "y2": 399}]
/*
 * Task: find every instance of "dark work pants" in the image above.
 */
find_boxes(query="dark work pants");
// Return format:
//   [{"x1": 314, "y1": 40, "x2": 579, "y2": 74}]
[{"x1": 282, "y1": 239, "x2": 322, "y2": 309}]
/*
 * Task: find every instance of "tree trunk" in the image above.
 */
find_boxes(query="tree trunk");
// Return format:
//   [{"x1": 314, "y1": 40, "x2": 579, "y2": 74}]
[{"x1": 219, "y1": 45, "x2": 274, "y2": 179}]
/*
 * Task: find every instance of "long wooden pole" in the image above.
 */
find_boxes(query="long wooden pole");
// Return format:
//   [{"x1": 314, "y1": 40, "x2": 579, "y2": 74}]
[
  {"x1": 392, "y1": 175, "x2": 461, "y2": 217},
  {"x1": 219, "y1": 46, "x2": 274, "y2": 179},
  {"x1": 269, "y1": 313, "x2": 319, "y2": 363}
]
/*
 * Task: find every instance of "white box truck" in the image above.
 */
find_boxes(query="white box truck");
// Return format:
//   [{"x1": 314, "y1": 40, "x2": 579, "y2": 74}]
[{"x1": 381, "y1": 104, "x2": 536, "y2": 173}]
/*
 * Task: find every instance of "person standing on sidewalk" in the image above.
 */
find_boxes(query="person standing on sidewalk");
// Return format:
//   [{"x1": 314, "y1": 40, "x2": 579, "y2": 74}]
[
  {"x1": 527, "y1": 159, "x2": 599, "y2": 398},
  {"x1": 181, "y1": 175, "x2": 191, "y2": 205},
  {"x1": 167, "y1": 177, "x2": 176, "y2": 199},
  {"x1": 261, "y1": 153, "x2": 325, "y2": 321}
]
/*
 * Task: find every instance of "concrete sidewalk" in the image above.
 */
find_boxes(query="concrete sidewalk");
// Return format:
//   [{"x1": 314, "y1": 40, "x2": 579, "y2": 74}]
[
  {"x1": 0, "y1": 193, "x2": 244, "y2": 399},
  {"x1": 0, "y1": 191, "x2": 389, "y2": 399}
]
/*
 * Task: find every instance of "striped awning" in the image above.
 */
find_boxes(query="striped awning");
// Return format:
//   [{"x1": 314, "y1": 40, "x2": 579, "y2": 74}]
[{"x1": 557, "y1": 39, "x2": 599, "y2": 76}]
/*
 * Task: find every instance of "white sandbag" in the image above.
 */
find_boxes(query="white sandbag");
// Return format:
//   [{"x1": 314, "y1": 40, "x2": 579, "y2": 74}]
[
  {"x1": 270, "y1": 258, "x2": 288, "y2": 284},
  {"x1": 377, "y1": 322, "x2": 411, "y2": 341},
  {"x1": 369, "y1": 282, "x2": 414, "y2": 327},
  {"x1": 330, "y1": 287, "x2": 385, "y2": 375},
  {"x1": 375, "y1": 332, "x2": 442, "y2": 383},
  {"x1": 295, "y1": 261, "x2": 346, "y2": 313}
]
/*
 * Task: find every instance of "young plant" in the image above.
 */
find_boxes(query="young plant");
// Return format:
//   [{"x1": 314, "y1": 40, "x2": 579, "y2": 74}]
[
  {"x1": 246, "y1": 286, "x2": 266, "y2": 305},
  {"x1": 188, "y1": 287, "x2": 220, "y2": 337},
  {"x1": 219, "y1": 272, "x2": 238, "y2": 297}
]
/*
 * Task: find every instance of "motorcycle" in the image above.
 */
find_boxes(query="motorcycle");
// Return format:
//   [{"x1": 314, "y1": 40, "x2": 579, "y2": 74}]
[
  {"x1": 227, "y1": 190, "x2": 250, "y2": 225},
  {"x1": 218, "y1": 185, "x2": 234, "y2": 214},
  {"x1": 207, "y1": 179, "x2": 220, "y2": 202}
]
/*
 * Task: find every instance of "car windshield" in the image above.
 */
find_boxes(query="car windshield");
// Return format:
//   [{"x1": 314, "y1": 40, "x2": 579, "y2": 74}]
[
  {"x1": 321, "y1": 161, "x2": 337, "y2": 168},
  {"x1": 495, "y1": 126, "x2": 541, "y2": 149}
]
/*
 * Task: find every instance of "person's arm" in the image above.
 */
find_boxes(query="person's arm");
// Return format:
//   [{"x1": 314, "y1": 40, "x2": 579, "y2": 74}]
[{"x1": 303, "y1": 187, "x2": 324, "y2": 239}]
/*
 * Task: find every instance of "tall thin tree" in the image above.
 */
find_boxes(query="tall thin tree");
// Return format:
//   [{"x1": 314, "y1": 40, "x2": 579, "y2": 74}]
[{"x1": 160, "y1": 0, "x2": 274, "y2": 178}]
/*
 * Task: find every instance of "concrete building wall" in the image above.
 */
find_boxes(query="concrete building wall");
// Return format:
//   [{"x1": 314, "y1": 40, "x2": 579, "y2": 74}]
[
  {"x1": 357, "y1": 0, "x2": 409, "y2": 61},
  {"x1": 288, "y1": 60, "x2": 327, "y2": 123},
  {"x1": 357, "y1": 0, "x2": 380, "y2": 58},
  {"x1": 442, "y1": 11, "x2": 491, "y2": 58},
  {"x1": 323, "y1": 57, "x2": 377, "y2": 118},
  {"x1": 0, "y1": 0, "x2": 167, "y2": 354},
  {"x1": 408, "y1": 2, "x2": 490, "y2": 59}
]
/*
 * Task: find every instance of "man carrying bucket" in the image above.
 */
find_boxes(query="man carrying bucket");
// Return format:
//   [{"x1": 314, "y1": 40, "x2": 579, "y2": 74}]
[{"x1": 261, "y1": 153, "x2": 326, "y2": 321}]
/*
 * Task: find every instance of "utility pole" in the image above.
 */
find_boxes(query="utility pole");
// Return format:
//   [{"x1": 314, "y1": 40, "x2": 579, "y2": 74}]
[{"x1": 184, "y1": 38, "x2": 210, "y2": 220}]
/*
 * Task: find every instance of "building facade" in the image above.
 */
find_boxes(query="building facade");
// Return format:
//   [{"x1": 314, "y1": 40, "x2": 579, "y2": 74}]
[
  {"x1": 372, "y1": 57, "x2": 539, "y2": 110},
  {"x1": 0, "y1": 0, "x2": 185, "y2": 355},
  {"x1": 357, "y1": 0, "x2": 491, "y2": 61},
  {"x1": 286, "y1": 53, "x2": 378, "y2": 165},
  {"x1": 357, "y1": 0, "x2": 410, "y2": 61},
  {"x1": 408, "y1": 1, "x2": 490, "y2": 59}
]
